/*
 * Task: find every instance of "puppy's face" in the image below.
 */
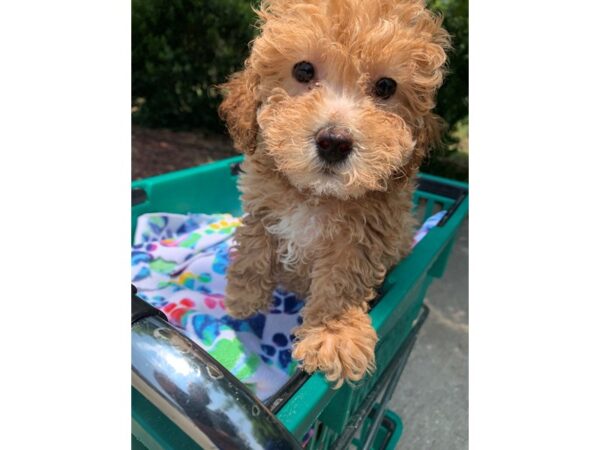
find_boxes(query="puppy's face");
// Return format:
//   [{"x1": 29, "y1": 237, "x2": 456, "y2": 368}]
[{"x1": 220, "y1": 0, "x2": 449, "y2": 199}]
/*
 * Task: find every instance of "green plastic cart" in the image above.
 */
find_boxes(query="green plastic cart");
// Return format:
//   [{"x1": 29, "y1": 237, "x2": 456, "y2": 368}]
[{"x1": 131, "y1": 156, "x2": 468, "y2": 450}]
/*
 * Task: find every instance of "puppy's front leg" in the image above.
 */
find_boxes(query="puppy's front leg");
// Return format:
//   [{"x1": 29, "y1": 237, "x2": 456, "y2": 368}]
[
  {"x1": 225, "y1": 215, "x2": 276, "y2": 318},
  {"x1": 292, "y1": 245, "x2": 382, "y2": 386}
]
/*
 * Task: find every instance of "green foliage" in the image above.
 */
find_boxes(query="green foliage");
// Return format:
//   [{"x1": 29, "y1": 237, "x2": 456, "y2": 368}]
[
  {"x1": 429, "y1": 0, "x2": 468, "y2": 134},
  {"x1": 132, "y1": 0, "x2": 258, "y2": 130},
  {"x1": 421, "y1": 0, "x2": 469, "y2": 181}
]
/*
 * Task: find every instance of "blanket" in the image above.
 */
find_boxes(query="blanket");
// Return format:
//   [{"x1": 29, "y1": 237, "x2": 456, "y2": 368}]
[{"x1": 131, "y1": 209, "x2": 445, "y2": 400}]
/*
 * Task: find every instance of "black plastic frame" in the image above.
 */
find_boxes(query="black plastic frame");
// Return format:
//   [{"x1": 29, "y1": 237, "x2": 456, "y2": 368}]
[
  {"x1": 132, "y1": 188, "x2": 148, "y2": 206},
  {"x1": 265, "y1": 371, "x2": 311, "y2": 413},
  {"x1": 375, "y1": 415, "x2": 398, "y2": 450},
  {"x1": 131, "y1": 285, "x2": 167, "y2": 325},
  {"x1": 415, "y1": 177, "x2": 468, "y2": 227}
]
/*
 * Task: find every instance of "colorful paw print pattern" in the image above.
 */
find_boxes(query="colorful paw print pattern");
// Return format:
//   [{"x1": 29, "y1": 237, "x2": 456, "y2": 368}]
[
  {"x1": 132, "y1": 211, "x2": 442, "y2": 401},
  {"x1": 132, "y1": 212, "x2": 302, "y2": 401}
]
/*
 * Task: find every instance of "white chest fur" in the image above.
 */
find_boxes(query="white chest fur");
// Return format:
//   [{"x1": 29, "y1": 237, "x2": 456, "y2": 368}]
[{"x1": 266, "y1": 203, "x2": 328, "y2": 270}]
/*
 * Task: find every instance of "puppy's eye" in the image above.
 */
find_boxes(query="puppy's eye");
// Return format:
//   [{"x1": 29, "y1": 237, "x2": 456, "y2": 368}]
[
  {"x1": 374, "y1": 77, "x2": 397, "y2": 99},
  {"x1": 292, "y1": 61, "x2": 315, "y2": 83}
]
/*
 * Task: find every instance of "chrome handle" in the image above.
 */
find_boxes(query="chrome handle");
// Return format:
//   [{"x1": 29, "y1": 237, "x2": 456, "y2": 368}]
[{"x1": 132, "y1": 313, "x2": 301, "y2": 450}]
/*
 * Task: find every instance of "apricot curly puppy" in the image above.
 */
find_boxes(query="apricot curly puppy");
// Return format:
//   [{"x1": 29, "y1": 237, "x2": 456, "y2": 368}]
[{"x1": 219, "y1": 0, "x2": 449, "y2": 386}]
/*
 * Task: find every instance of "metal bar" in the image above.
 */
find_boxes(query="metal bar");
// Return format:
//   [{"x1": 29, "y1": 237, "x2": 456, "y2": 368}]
[
  {"x1": 416, "y1": 176, "x2": 468, "y2": 227},
  {"x1": 416, "y1": 176, "x2": 467, "y2": 200},
  {"x1": 266, "y1": 371, "x2": 311, "y2": 413},
  {"x1": 132, "y1": 314, "x2": 302, "y2": 450},
  {"x1": 375, "y1": 416, "x2": 397, "y2": 450},
  {"x1": 437, "y1": 191, "x2": 467, "y2": 226},
  {"x1": 131, "y1": 285, "x2": 167, "y2": 325},
  {"x1": 330, "y1": 305, "x2": 429, "y2": 450},
  {"x1": 360, "y1": 338, "x2": 416, "y2": 450}
]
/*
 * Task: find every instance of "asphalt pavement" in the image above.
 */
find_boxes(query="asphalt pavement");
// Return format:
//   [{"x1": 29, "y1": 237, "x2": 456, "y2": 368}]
[{"x1": 388, "y1": 218, "x2": 468, "y2": 450}]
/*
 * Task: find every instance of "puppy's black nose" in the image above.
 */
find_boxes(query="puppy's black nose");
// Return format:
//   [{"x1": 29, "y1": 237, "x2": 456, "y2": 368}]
[{"x1": 315, "y1": 126, "x2": 353, "y2": 164}]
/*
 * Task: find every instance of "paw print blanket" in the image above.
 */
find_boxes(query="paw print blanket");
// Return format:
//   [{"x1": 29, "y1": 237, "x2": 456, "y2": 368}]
[{"x1": 131, "y1": 210, "x2": 445, "y2": 401}]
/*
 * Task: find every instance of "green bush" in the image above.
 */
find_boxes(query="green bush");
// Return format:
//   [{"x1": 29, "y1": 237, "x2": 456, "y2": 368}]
[
  {"x1": 132, "y1": 0, "x2": 258, "y2": 130},
  {"x1": 420, "y1": 0, "x2": 469, "y2": 180},
  {"x1": 429, "y1": 0, "x2": 468, "y2": 137}
]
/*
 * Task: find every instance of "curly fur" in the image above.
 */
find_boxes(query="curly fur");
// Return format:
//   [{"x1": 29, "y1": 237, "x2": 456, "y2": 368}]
[{"x1": 219, "y1": 0, "x2": 449, "y2": 385}]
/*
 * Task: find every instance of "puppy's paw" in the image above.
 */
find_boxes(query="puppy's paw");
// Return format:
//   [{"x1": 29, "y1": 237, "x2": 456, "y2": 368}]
[{"x1": 292, "y1": 311, "x2": 377, "y2": 387}]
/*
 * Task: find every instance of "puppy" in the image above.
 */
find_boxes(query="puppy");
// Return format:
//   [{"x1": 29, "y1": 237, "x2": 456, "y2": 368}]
[{"x1": 219, "y1": 0, "x2": 449, "y2": 386}]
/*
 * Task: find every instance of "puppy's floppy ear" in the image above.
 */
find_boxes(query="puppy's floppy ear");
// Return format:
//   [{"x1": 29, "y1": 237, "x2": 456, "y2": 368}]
[
  {"x1": 417, "y1": 113, "x2": 445, "y2": 152},
  {"x1": 219, "y1": 67, "x2": 260, "y2": 154},
  {"x1": 410, "y1": 112, "x2": 446, "y2": 170}
]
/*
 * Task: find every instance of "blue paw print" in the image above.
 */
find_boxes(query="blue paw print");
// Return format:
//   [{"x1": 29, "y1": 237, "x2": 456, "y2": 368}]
[
  {"x1": 212, "y1": 243, "x2": 230, "y2": 275},
  {"x1": 278, "y1": 349, "x2": 292, "y2": 368},
  {"x1": 131, "y1": 250, "x2": 153, "y2": 266},
  {"x1": 176, "y1": 217, "x2": 202, "y2": 234},
  {"x1": 273, "y1": 333, "x2": 288, "y2": 347},
  {"x1": 283, "y1": 294, "x2": 303, "y2": 314},
  {"x1": 271, "y1": 290, "x2": 304, "y2": 315},
  {"x1": 132, "y1": 266, "x2": 151, "y2": 282},
  {"x1": 136, "y1": 293, "x2": 167, "y2": 309},
  {"x1": 260, "y1": 332, "x2": 294, "y2": 370},
  {"x1": 221, "y1": 314, "x2": 266, "y2": 339}
]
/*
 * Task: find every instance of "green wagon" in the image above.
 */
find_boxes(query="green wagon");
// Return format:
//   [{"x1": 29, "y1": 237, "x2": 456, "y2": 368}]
[{"x1": 131, "y1": 156, "x2": 468, "y2": 449}]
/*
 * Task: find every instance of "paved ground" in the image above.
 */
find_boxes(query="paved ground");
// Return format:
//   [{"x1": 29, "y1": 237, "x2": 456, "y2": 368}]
[{"x1": 388, "y1": 218, "x2": 468, "y2": 449}]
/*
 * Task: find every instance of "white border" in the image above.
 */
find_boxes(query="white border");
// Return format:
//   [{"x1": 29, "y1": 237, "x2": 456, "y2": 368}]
[
  {"x1": 470, "y1": 1, "x2": 600, "y2": 448},
  {"x1": 0, "y1": 1, "x2": 130, "y2": 448}
]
